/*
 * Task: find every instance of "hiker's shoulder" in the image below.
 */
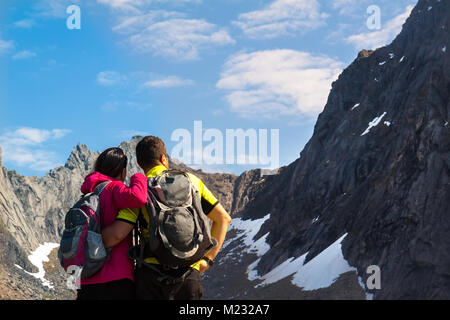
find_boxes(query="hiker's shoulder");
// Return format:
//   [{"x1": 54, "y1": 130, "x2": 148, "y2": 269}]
[
  {"x1": 185, "y1": 172, "x2": 217, "y2": 203},
  {"x1": 117, "y1": 207, "x2": 141, "y2": 223},
  {"x1": 185, "y1": 172, "x2": 205, "y2": 190}
]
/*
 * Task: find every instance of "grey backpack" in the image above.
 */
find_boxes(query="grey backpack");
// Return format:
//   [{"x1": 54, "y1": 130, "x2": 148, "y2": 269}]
[
  {"x1": 58, "y1": 181, "x2": 111, "y2": 279},
  {"x1": 138, "y1": 170, "x2": 217, "y2": 268}
]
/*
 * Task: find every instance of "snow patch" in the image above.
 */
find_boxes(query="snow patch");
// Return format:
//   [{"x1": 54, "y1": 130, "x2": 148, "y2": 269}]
[
  {"x1": 15, "y1": 242, "x2": 60, "y2": 289},
  {"x1": 388, "y1": 53, "x2": 395, "y2": 59},
  {"x1": 228, "y1": 214, "x2": 271, "y2": 256},
  {"x1": 399, "y1": 56, "x2": 405, "y2": 63},
  {"x1": 361, "y1": 112, "x2": 387, "y2": 136},
  {"x1": 254, "y1": 234, "x2": 358, "y2": 292},
  {"x1": 256, "y1": 254, "x2": 307, "y2": 287},
  {"x1": 220, "y1": 214, "x2": 271, "y2": 274},
  {"x1": 291, "y1": 234, "x2": 355, "y2": 290},
  {"x1": 379, "y1": 61, "x2": 386, "y2": 66},
  {"x1": 442, "y1": 46, "x2": 447, "y2": 53},
  {"x1": 384, "y1": 121, "x2": 391, "y2": 127}
]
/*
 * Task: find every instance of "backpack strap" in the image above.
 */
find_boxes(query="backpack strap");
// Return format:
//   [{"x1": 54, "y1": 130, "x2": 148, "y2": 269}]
[
  {"x1": 93, "y1": 181, "x2": 111, "y2": 196},
  {"x1": 135, "y1": 208, "x2": 146, "y2": 269}
]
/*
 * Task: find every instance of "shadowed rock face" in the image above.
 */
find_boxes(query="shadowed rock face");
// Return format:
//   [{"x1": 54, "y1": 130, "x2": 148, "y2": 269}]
[
  {"x1": 204, "y1": 0, "x2": 450, "y2": 300},
  {"x1": 0, "y1": 0, "x2": 448, "y2": 301}
]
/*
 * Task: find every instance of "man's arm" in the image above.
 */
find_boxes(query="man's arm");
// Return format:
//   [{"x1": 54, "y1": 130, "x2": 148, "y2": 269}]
[
  {"x1": 199, "y1": 203, "x2": 232, "y2": 273},
  {"x1": 102, "y1": 208, "x2": 138, "y2": 249},
  {"x1": 102, "y1": 220, "x2": 134, "y2": 249}
]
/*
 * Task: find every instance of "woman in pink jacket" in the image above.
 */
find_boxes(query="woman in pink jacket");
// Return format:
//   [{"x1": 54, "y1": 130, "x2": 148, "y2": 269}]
[{"x1": 76, "y1": 147, "x2": 147, "y2": 300}]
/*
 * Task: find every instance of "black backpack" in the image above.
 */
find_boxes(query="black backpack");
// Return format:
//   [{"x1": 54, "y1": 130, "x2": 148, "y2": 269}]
[{"x1": 133, "y1": 170, "x2": 217, "y2": 269}]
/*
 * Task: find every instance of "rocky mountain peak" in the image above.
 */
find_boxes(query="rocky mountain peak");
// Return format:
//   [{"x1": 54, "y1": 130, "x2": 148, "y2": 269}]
[
  {"x1": 357, "y1": 49, "x2": 374, "y2": 60},
  {"x1": 64, "y1": 144, "x2": 98, "y2": 172}
]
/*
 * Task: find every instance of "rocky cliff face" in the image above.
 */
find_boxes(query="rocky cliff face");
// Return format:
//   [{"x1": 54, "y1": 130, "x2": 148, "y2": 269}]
[
  {"x1": 1, "y1": 0, "x2": 448, "y2": 301},
  {"x1": 204, "y1": 0, "x2": 449, "y2": 300}
]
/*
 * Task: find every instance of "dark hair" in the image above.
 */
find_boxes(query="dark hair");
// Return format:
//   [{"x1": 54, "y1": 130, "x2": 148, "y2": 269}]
[
  {"x1": 136, "y1": 136, "x2": 167, "y2": 170},
  {"x1": 94, "y1": 147, "x2": 128, "y2": 178}
]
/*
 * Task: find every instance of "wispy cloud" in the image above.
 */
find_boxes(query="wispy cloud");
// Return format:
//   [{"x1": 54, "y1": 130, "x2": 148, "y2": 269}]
[
  {"x1": 33, "y1": 0, "x2": 81, "y2": 18},
  {"x1": 97, "y1": 0, "x2": 147, "y2": 13},
  {"x1": 97, "y1": 71, "x2": 128, "y2": 86},
  {"x1": 96, "y1": 70, "x2": 194, "y2": 90},
  {"x1": 143, "y1": 75, "x2": 194, "y2": 88},
  {"x1": 0, "y1": 127, "x2": 71, "y2": 172},
  {"x1": 0, "y1": 39, "x2": 14, "y2": 55},
  {"x1": 100, "y1": 100, "x2": 152, "y2": 112},
  {"x1": 345, "y1": 5, "x2": 414, "y2": 50},
  {"x1": 98, "y1": 0, "x2": 201, "y2": 11},
  {"x1": 233, "y1": 0, "x2": 328, "y2": 39},
  {"x1": 217, "y1": 49, "x2": 343, "y2": 119},
  {"x1": 331, "y1": 0, "x2": 369, "y2": 15},
  {"x1": 12, "y1": 50, "x2": 37, "y2": 60},
  {"x1": 13, "y1": 19, "x2": 36, "y2": 29},
  {"x1": 111, "y1": 10, "x2": 234, "y2": 60},
  {"x1": 99, "y1": 0, "x2": 222, "y2": 61}
]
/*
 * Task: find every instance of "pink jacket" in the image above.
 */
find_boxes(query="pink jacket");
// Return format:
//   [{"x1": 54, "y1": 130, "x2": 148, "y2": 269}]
[{"x1": 80, "y1": 171, "x2": 147, "y2": 285}]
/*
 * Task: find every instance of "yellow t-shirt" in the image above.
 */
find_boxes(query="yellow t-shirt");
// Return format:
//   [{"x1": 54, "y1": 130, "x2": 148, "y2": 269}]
[{"x1": 116, "y1": 165, "x2": 219, "y2": 270}]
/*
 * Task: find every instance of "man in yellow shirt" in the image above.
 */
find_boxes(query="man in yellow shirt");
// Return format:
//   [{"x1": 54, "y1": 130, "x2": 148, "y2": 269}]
[{"x1": 102, "y1": 136, "x2": 232, "y2": 300}]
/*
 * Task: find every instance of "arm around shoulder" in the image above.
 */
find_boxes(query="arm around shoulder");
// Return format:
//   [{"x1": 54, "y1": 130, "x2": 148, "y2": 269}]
[
  {"x1": 102, "y1": 220, "x2": 134, "y2": 249},
  {"x1": 113, "y1": 173, "x2": 148, "y2": 209}
]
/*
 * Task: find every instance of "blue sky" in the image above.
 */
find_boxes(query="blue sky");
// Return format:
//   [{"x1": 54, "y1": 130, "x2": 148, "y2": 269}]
[{"x1": 0, "y1": 0, "x2": 418, "y2": 176}]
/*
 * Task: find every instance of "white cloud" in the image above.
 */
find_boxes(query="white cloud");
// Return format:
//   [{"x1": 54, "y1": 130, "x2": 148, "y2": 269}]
[
  {"x1": 112, "y1": 10, "x2": 183, "y2": 34},
  {"x1": 99, "y1": 2, "x2": 233, "y2": 60},
  {"x1": 0, "y1": 39, "x2": 14, "y2": 55},
  {"x1": 217, "y1": 49, "x2": 343, "y2": 119},
  {"x1": 97, "y1": 0, "x2": 147, "y2": 13},
  {"x1": 0, "y1": 127, "x2": 71, "y2": 172},
  {"x1": 233, "y1": 0, "x2": 328, "y2": 39},
  {"x1": 345, "y1": 5, "x2": 414, "y2": 50},
  {"x1": 97, "y1": 0, "x2": 202, "y2": 15},
  {"x1": 98, "y1": 0, "x2": 201, "y2": 9},
  {"x1": 13, "y1": 19, "x2": 36, "y2": 29},
  {"x1": 96, "y1": 70, "x2": 194, "y2": 89},
  {"x1": 124, "y1": 16, "x2": 234, "y2": 60},
  {"x1": 332, "y1": 0, "x2": 358, "y2": 8},
  {"x1": 12, "y1": 50, "x2": 37, "y2": 60},
  {"x1": 34, "y1": 0, "x2": 80, "y2": 18},
  {"x1": 100, "y1": 100, "x2": 152, "y2": 112},
  {"x1": 143, "y1": 75, "x2": 194, "y2": 88},
  {"x1": 96, "y1": 71, "x2": 128, "y2": 86},
  {"x1": 111, "y1": 9, "x2": 234, "y2": 60}
]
